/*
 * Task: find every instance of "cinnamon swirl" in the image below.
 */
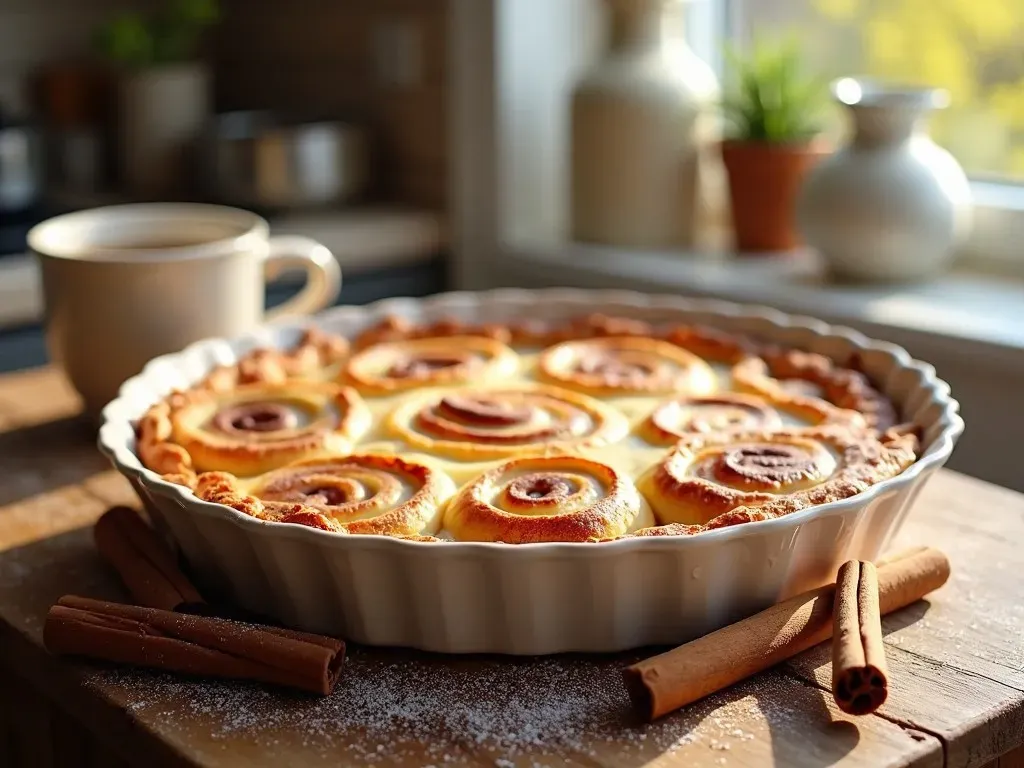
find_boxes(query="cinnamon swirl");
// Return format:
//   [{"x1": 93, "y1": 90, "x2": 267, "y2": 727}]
[
  {"x1": 636, "y1": 426, "x2": 917, "y2": 527},
  {"x1": 134, "y1": 310, "x2": 929, "y2": 544},
  {"x1": 638, "y1": 392, "x2": 864, "y2": 445},
  {"x1": 662, "y1": 324, "x2": 757, "y2": 365},
  {"x1": 443, "y1": 456, "x2": 653, "y2": 542},
  {"x1": 342, "y1": 336, "x2": 519, "y2": 396},
  {"x1": 195, "y1": 454, "x2": 455, "y2": 536},
  {"x1": 733, "y1": 349, "x2": 898, "y2": 432},
  {"x1": 537, "y1": 336, "x2": 716, "y2": 397},
  {"x1": 160, "y1": 381, "x2": 370, "y2": 477},
  {"x1": 386, "y1": 384, "x2": 629, "y2": 461}
]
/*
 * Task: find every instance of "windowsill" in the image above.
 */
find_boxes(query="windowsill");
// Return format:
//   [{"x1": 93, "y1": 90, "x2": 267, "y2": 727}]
[
  {"x1": 959, "y1": 181, "x2": 1024, "y2": 276},
  {"x1": 0, "y1": 207, "x2": 446, "y2": 332},
  {"x1": 502, "y1": 237, "x2": 1024, "y2": 366}
]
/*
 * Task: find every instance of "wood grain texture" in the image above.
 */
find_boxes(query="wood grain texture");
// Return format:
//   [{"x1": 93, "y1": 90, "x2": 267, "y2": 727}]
[
  {"x1": 0, "y1": 523, "x2": 942, "y2": 768},
  {"x1": 0, "y1": 367, "x2": 82, "y2": 426},
  {"x1": 0, "y1": 367, "x2": 1020, "y2": 767},
  {"x1": 983, "y1": 744, "x2": 1024, "y2": 768},
  {"x1": 784, "y1": 472, "x2": 1024, "y2": 768}
]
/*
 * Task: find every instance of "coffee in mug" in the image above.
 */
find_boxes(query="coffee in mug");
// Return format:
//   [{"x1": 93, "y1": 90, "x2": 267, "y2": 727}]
[{"x1": 29, "y1": 203, "x2": 341, "y2": 417}]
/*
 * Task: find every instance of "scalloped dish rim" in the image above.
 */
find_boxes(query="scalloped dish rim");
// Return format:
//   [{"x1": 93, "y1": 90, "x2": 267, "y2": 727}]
[{"x1": 97, "y1": 288, "x2": 964, "y2": 553}]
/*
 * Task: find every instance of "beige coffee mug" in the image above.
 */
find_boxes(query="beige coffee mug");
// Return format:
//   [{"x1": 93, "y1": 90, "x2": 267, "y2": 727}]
[{"x1": 30, "y1": 203, "x2": 341, "y2": 417}]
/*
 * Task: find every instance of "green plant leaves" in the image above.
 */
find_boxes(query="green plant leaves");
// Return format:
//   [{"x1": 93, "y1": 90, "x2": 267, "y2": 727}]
[
  {"x1": 94, "y1": 0, "x2": 221, "y2": 68},
  {"x1": 94, "y1": 14, "x2": 154, "y2": 69},
  {"x1": 721, "y1": 37, "x2": 828, "y2": 143},
  {"x1": 171, "y1": 0, "x2": 221, "y2": 26}
]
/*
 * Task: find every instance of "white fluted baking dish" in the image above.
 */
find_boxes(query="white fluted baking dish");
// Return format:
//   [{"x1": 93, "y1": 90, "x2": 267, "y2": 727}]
[{"x1": 98, "y1": 289, "x2": 963, "y2": 654}]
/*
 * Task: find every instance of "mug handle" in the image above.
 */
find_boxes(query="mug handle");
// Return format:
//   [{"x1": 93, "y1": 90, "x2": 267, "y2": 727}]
[{"x1": 263, "y1": 235, "x2": 342, "y2": 320}]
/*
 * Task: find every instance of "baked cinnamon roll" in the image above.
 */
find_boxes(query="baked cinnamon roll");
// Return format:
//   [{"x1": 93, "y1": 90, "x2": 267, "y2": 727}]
[
  {"x1": 195, "y1": 454, "x2": 455, "y2": 536},
  {"x1": 537, "y1": 336, "x2": 716, "y2": 396},
  {"x1": 662, "y1": 324, "x2": 757, "y2": 365},
  {"x1": 636, "y1": 426, "x2": 917, "y2": 527},
  {"x1": 386, "y1": 384, "x2": 629, "y2": 461},
  {"x1": 149, "y1": 381, "x2": 371, "y2": 477},
  {"x1": 352, "y1": 314, "x2": 512, "y2": 350},
  {"x1": 639, "y1": 393, "x2": 782, "y2": 445},
  {"x1": 638, "y1": 392, "x2": 863, "y2": 445},
  {"x1": 203, "y1": 328, "x2": 349, "y2": 391},
  {"x1": 629, "y1": 522, "x2": 702, "y2": 537},
  {"x1": 443, "y1": 456, "x2": 653, "y2": 542},
  {"x1": 342, "y1": 335, "x2": 519, "y2": 396},
  {"x1": 733, "y1": 349, "x2": 898, "y2": 432}
]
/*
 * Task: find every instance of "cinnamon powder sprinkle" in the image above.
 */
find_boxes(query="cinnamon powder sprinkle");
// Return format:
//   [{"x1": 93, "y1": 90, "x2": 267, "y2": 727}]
[{"x1": 80, "y1": 650, "x2": 811, "y2": 765}]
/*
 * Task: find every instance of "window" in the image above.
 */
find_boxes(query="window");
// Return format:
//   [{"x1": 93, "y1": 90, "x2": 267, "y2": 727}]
[
  {"x1": 728, "y1": 0, "x2": 1024, "y2": 182},
  {"x1": 467, "y1": 0, "x2": 1024, "y2": 286}
]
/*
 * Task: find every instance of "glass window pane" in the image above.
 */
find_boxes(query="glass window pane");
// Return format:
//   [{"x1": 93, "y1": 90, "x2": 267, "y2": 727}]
[{"x1": 733, "y1": 0, "x2": 1024, "y2": 180}]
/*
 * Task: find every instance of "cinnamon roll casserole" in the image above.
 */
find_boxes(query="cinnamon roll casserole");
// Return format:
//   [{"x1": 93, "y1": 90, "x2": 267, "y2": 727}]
[{"x1": 136, "y1": 314, "x2": 919, "y2": 542}]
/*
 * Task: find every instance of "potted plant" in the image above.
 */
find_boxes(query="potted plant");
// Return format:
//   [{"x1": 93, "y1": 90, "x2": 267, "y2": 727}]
[
  {"x1": 720, "y1": 39, "x2": 827, "y2": 253},
  {"x1": 95, "y1": 0, "x2": 220, "y2": 197}
]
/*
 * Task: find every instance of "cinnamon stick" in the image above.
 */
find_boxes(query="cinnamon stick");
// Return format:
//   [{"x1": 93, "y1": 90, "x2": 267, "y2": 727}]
[
  {"x1": 624, "y1": 546, "x2": 950, "y2": 721},
  {"x1": 93, "y1": 506, "x2": 205, "y2": 612},
  {"x1": 44, "y1": 596, "x2": 345, "y2": 696},
  {"x1": 832, "y1": 560, "x2": 888, "y2": 715}
]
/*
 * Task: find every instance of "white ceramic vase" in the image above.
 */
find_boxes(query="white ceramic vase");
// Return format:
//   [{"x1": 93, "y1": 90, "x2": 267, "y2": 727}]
[
  {"x1": 797, "y1": 79, "x2": 972, "y2": 283},
  {"x1": 569, "y1": 0, "x2": 720, "y2": 249},
  {"x1": 119, "y1": 63, "x2": 210, "y2": 197}
]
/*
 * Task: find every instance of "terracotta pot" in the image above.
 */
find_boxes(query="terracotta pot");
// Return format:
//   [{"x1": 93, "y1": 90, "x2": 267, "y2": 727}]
[
  {"x1": 32, "y1": 61, "x2": 113, "y2": 128},
  {"x1": 720, "y1": 140, "x2": 825, "y2": 253}
]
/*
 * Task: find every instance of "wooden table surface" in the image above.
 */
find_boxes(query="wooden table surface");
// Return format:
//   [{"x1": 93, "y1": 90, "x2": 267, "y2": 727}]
[{"x1": 0, "y1": 366, "x2": 1022, "y2": 768}]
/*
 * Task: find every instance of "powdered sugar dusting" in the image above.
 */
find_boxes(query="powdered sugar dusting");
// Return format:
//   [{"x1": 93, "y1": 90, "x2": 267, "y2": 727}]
[{"x1": 81, "y1": 650, "x2": 815, "y2": 765}]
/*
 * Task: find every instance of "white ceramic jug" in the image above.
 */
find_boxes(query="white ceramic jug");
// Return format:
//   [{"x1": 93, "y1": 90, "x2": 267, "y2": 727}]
[
  {"x1": 569, "y1": 0, "x2": 720, "y2": 249},
  {"x1": 120, "y1": 63, "x2": 210, "y2": 197},
  {"x1": 797, "y1": 79, "x2": 972, "y2": 283}
]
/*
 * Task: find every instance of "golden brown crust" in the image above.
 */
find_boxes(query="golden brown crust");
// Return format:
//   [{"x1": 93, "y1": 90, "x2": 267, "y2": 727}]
[
  {"x1": 636, "y1": 426, "x2": 918, "y2": 527},
  {"x1": 443, "y1": 456, "x2": 652, "y2": 543},
  {"x1": 137, "y1": 328, "x2": 352, "y2": 483},
  {"x1": 386, "y1": 384, "x2": 629, "y2": 461},
  {"x1": 342, "y1": 335, "x2": 519, "y2": 396},
  {"x1": 704, "y1": 508, "x2": 777, "y2": 530},
  {"x1": 352, "y1": 315, "x2": 512, "y2": 351},
  {"x1": 537, "y1": 336, "x2": 716, "y2": 397},
  {"x1": 661, "y1": 324, "x2": 758, "y2": 365},
  {"x1": 567, "y1": 313, "x2": 656, "y2": 339},
  {"x1": 203, "y1": 328, "x2": 349, "y2": 392},
  {"x1": 733, "y1": 348, "x2": 898, "y2": 432},
  {"x1": 638, "y1": 391, "x2": 864, "y2": 446},
  {"x1": 137, "y1": 398, "x2": 197, "y2": 486},
  {"x1": 195, "y1": 454, "x2": 455, "y2": 536},
  {"x1": 353, "y1": 313, "x2": 658, "y2": 350},
  {"x1": 628, "y1": 522, "x2": 702, "y2": 538},
  {"x1": 140, "y1": 380, "x2": 370, "y2": 479},
  {"x1": 135, "y1": 313, "x2": 924, "y2": 543},
  {"x1": 639, "y1": 393, "x2": 783, "y2": 445}
]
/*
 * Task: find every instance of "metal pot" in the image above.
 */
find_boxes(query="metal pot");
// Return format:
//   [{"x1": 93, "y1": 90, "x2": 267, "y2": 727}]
[
  {"x1": 0, "y1": 108, "x2": 44, "y2": 214},
  {"x1": 202, "y1": 111, "x2": 369, "y2": 210}
]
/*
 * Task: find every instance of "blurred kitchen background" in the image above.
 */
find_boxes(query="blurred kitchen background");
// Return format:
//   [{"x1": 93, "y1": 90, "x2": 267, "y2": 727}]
[
  {"x1": 1, "y1": 0, "x2": 1023, "y2": 489},
  {"x1": 0, "y1": 0, "x2": 449, "y2": 369}
]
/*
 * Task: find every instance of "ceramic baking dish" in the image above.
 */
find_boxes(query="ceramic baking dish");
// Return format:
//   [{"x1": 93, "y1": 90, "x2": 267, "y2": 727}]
[{"x1": 98, "y1": 289, "x2": 963, "y2": 654}]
